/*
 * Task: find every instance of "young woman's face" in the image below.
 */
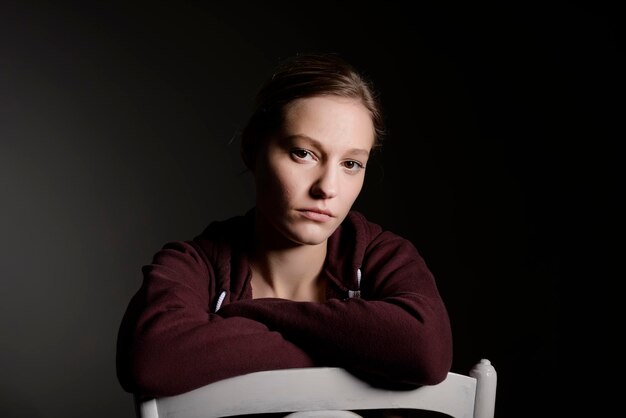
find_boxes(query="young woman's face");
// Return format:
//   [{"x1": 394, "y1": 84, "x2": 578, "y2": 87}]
[{"x1": 254, "y1": 95, "x2": 375, "y2": 247}]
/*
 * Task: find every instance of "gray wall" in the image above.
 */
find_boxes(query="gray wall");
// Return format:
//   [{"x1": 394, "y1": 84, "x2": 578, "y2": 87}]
[{"x1": 1, "y1": 2, "x2": 619, "y2": 417}]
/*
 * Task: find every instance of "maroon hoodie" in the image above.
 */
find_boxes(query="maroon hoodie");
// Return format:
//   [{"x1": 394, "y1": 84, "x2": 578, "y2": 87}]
[{"x1": 116, "y1": 209, "x2": 453, "y2": 398}]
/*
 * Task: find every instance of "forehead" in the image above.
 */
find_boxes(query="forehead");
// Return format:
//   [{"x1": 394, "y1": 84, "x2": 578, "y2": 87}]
[{"x1": 280, "y1": 96, "x2": 376, "y2": 151}]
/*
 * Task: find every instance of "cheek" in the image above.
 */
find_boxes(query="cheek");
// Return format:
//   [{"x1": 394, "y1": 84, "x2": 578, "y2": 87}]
[
  {"x1": 344, "y1": 180, "x2": 364, "y2": 204},
  {"x1": 256, "y1": 160, "x2": 299, "y2": 200},
  {"x1": 273, "y1": 166, "x2": 302, "y2": 198}
]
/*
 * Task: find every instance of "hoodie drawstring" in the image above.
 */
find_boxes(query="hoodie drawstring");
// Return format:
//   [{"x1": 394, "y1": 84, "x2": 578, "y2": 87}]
[
  {"x1": 348, "y1": 268, "x2": 361, "y2": 299},
  {"x1": 215, "y1": 290, "x2": 226, "y2": 312}
]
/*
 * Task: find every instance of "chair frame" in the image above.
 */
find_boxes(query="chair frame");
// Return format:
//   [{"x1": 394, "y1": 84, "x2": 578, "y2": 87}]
[{"x1": 137, "y1": 359, "x2": 496, "y2": 418}]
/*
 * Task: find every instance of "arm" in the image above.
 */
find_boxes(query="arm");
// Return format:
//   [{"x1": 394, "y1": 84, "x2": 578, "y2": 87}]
[
  {"x1": 217, "y1": 234, "x2": 453, "y2": 387},
  {"x1": 116, "y1": 241, "x2": 314, "y2": 398}
]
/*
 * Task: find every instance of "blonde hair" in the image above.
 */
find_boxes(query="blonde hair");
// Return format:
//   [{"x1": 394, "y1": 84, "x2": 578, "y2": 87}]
[{"x1": 241, "y1": 53, "x2": 385, "y2": 168}]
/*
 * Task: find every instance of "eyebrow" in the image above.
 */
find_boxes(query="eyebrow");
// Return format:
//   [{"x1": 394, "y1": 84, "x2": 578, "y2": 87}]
[{"x1": 284, "y1": 134, "x2": 371, "y2": 158}]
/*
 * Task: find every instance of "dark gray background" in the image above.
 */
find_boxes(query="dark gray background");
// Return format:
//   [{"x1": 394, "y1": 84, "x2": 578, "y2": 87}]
[{"x1": 1, "y1": 2, "x2": 621, "y2": 417}]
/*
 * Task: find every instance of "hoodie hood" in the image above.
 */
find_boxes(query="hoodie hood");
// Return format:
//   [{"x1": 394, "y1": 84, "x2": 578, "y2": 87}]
[{"x1": 192, "y1": 208, "x2": 383, "y2": 309}]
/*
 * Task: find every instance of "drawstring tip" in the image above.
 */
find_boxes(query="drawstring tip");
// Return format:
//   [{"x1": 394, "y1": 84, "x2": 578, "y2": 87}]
[{"x1": 215, "y1": 290, "x2": 227, "y2": 312}]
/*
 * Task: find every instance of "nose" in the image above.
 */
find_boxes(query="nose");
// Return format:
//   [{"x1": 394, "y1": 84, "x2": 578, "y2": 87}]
[{"x1": 310, "y1": 165, "x2": 338, "y2": 199}]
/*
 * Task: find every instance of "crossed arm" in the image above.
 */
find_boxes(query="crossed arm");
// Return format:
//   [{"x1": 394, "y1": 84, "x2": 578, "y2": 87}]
[{"x1": 116, "y1": 239, "x2": 452, "y2": 398}]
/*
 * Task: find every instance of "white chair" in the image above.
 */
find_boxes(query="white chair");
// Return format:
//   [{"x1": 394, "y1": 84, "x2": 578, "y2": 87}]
[{"x1": 136, "y1": 359, "x2": 497, "y2": 418}]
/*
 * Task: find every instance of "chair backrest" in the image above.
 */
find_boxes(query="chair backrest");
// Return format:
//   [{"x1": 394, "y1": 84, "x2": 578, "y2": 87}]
[{"x1": 136, "y1": 359, "x2": 497, "y2": 418}]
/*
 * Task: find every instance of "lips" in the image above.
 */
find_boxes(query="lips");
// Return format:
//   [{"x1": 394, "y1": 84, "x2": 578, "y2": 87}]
[
  {"x1": 298, "y1": 208, "x2": 335, "y2": 222},
  {"x1": 302, "y1": 208, "x2": 334, "y2": 217}
]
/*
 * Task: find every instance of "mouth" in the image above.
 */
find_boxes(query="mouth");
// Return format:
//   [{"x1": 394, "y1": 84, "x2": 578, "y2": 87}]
[{"x1": 298, "y1": 208, "x2": 335, "y2": 222}]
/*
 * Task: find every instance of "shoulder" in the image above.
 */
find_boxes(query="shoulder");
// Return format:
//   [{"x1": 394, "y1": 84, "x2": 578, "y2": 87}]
[
  {"x1": 190, "y1": 210, "x2": 253, "y2": 267},
  {"x1": 343, "y1": 210, "x2": 421, "y2": 258},
  {"x1": 342, "y1": 210, "x2": 383, "y2": 239},
  {"x1": 342, "y1": 210, "x2": 409, "y2": 244}
]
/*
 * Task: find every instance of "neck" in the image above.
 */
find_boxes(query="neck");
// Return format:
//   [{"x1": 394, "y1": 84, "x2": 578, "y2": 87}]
[
  {"x1": 250, "y1": 212, "x2": 327, "y2": 301},
  {"x1": 251, "y1": 245, "x2": 326, "y2": 299}
]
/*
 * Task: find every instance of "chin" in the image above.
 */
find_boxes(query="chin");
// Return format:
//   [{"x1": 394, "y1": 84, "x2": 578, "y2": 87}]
[
  {"x1": 287, "y1": 224, "x2": 334, "y2": 246},
  {"x1": 296, "y1": 236, "x2": 328, "y2": 246}
]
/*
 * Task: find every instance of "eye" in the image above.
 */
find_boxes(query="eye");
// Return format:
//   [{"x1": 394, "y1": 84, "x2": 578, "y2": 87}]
[
  {"x1": 291, "y1": 148, "x2": 316, "y2": 162},
  {"x1": 342, "y1": 160, "x2": 365, "y2": 173}
]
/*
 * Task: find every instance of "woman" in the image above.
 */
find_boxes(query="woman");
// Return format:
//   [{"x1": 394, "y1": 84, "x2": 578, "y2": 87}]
[{"x1": 116, "y1": 53, "x2": 453, "y2": 398}]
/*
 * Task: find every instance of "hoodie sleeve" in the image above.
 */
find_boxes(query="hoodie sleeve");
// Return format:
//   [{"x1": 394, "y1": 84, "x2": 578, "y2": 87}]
[
  {"x1": 217, "y1": 232, "x2": 453, "y2": 387},
  {"x1": 115, "y1": 240, "x2": 315, "y2": 398}
]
